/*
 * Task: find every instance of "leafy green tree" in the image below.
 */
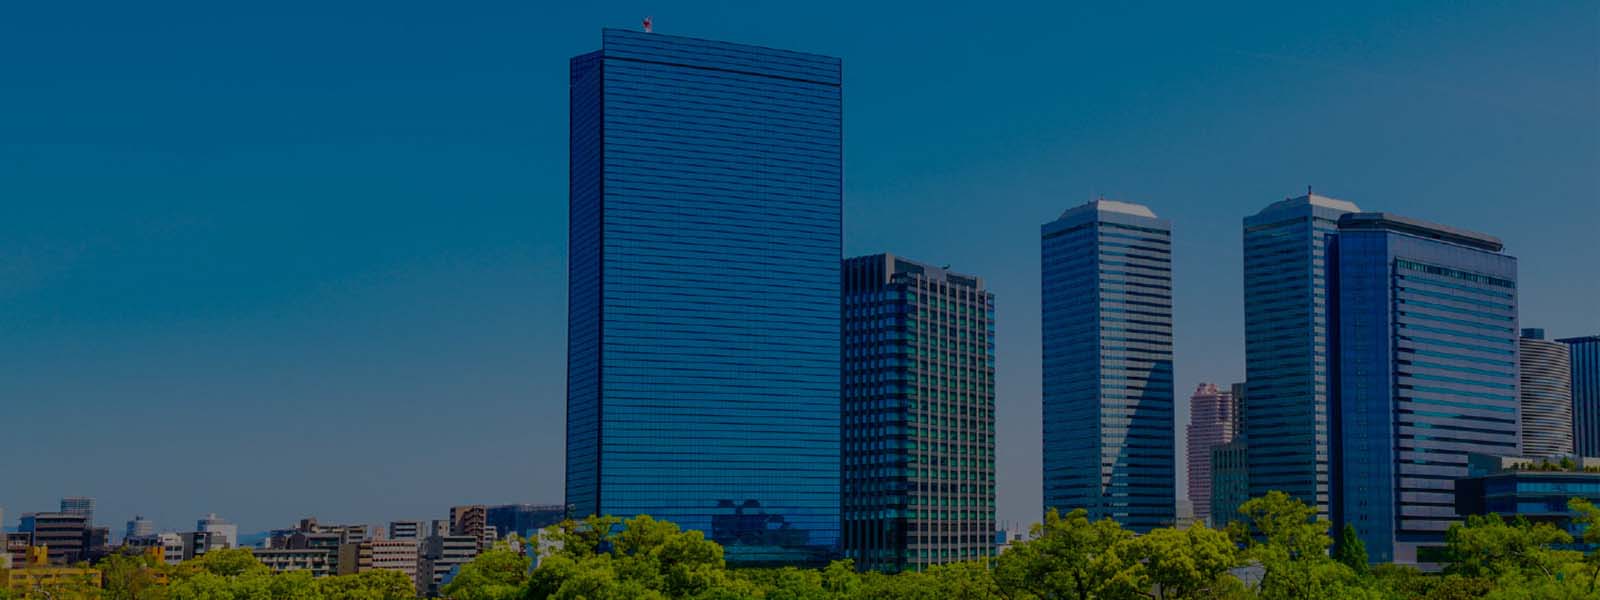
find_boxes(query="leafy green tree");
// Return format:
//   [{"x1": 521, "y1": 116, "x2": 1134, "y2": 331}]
[
  {"x1": 96, "y1": 551, "x2": 168, "y2": 600},
  {"x1": 315, "y1": 570, "x2": 417, "y2": 600},
  {"x1": 1228, "y1": 492, "x2": 1360, "y2": 600},
  {"x1": 1442, "y1": 513, "x2": 1576, "y2": 582},
  {"x1": 1570, "y1": 497, "x2": 1600, "y2": 595},
  {"x1": 992, "y1": 508, "x2": 1138, "y2": 600},
  {"x1": 439, "y1": 544, "x2": 529, "y2": 600},
  {"x1": 526, "y1": 514, "x2": 726, "y2": 600},
  {"x1": 1333, "y1": 524, "x2": 1369, "y2": 577},
  {"x1": 1121, "y1": 524, "x2": 1245, "y2": 600}
]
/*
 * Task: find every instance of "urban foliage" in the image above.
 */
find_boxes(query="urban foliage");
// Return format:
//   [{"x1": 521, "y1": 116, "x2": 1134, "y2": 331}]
[{"x1": 4, "y1": 494, "x2": 1597, "y2": 599}]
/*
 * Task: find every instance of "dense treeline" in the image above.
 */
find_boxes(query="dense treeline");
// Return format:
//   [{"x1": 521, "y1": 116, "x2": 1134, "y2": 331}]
[{"x1": 6, "y1": 492, "x2": 1598, "y2": 599}]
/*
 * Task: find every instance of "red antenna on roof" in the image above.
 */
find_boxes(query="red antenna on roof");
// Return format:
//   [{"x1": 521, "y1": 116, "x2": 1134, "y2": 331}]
[{"x1": 643, "y1": 16, "x2": 653, "y2": 33}]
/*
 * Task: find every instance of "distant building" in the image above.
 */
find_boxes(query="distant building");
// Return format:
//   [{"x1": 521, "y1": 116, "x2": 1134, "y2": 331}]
[
  {"x1": 197, "y1": 514, "x2": 238, "y2": 549},
  {"x1": 1560, "y1": 335, "x2": 1600, "y2": 456},
  {"x1": 1332, "y1": 212, "x2": 1519, "y2": 566},
  {"x1": 58, "y1": 498, "x2": 94, "y2": 521},
  {"x1": 1186, "y1": 383, "x2": 1237, "y2": 527},
  {"x1": 1042, "y1": 199, "x2": 1175, "y2": 532},
  {"x1": 5, "y1": 533, "x2": 32, "y2": 568},
  {"x1": 180, "y1": 531, "x2": 227, "y2": 561},
  {"x1": 1520, "y1": 329, "x2": 1574, "y2": 457},
  {"x1": 124, "y1": 533, "x2": 184, "y2": 565},
  {"x1": 841, "y1": 253, "x2": 997, "y2": 572},
  {"x1": 419, "y1": 535, "x2": 478, "y2": 597},
  {"x1": 20, "y1": 513, "x2": 89, "y2": 564},
  {"x1": 254, "y1": 548, "x2": 334, "y2": 577},
  {"x1": 1243, "y1": 192, "x2": 1361, "y2": 520},
  {"x1": 388, "y1": 521, "x2": 424, "y2": 540},
  {"x1": 125, "y1": 516, "x2": 155, "y2": 541},
  {"x1": 484, "y1": 505, "x2": 564, "y2": 540}
]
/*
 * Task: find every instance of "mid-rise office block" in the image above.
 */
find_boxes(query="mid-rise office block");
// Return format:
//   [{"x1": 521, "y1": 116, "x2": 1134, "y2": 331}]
[
  {"x1": 58, "y1": 498, "x2": 93, "y2": 522},
  {"x1": 449, "y1": 505, "x2": 488, "y2": 547},
  {"x1": 420, "y1": 535, "x2": 479, "y2": 597},
  {"x1": 566, "y1": 28, "x2": 842, "y2": 565},
  {"x1": 388, "y1": 521, "x2": 424, "y2": 540},
  {"x1": 1041, "y1": 199, "x2": 1175, "y2": 532},
  {"x1": 1243, "y1": 193, "x2": 1360, "y2": 519},
  {"x1": 1561, "y1": 335, "x2": 1600, "y2": 456},
  {"x1": 19, "y1": 513, "x2": 88, "y2": 564},
  {"x1": 1186, "y1": 383, "x2": 1237, "y2": 526},
  {"x1": 124, "y1": 516, "x2": 154, "y2": 541},
  {"x1": 1209, "y1": 439, "x2": 1250, "y2": 527},
  {"x1": 841, "y1": 254, "x2": 996, "y2": 572},
  {"x1": 255, "y1": 548, "x2": 334, "y2": 577},
  {"x1": 1520, "y1": 329, "x2": 1574, "y2": 457},
  {"x1": 197, "y1": 513, "x2": 237, "y2": 549},
  {"x1": 1332, "y1": 212, "x2": 1519, "y2": 566}
]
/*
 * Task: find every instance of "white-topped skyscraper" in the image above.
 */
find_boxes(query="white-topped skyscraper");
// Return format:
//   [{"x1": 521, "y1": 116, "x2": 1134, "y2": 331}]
[
  {"x1": 1041, "y1": 199, "x2": 1175, "y2": 532},
  {"x1": 1242, "y1": 192, "x2": 1360, "y2": 519}
]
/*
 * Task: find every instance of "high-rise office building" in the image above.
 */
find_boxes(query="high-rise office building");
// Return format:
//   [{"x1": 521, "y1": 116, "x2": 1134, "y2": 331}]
[
  {"x1": 125, "y1": 516, "x2": 155, "y2": 540},
  {"x1": 1519, "y1": 329, "x2": 1573, "y2": 458},
  {"x1": 841, "y1": 254, "x2": 996, "y2": 572},
  {"x1": 565, "y1": 28, "x2": 842, "y2": 566},
  {"x1": 1041, "y1": 199, "x2": 1175, "y2": 532},
  {"x1": 59, "y1": 497, "x2": 94, "y2": 521},
  {"x1": 388, "y1": 521, "x2": 424, "y2": 540},
  {"x1": 20, "y1": 513, "x2": 89, "y2": 564},
  {"x1": 1332, "y1": 212, "x2": 1519, "y2": 566},
  {"x1": 1186, "y1": 383, "x2": 1237, "y2": 526},
  {"x1": 1561, "y1": 335, "x2": 1600, "y2": 456},
  {"x1": 1242, "y1": 193, "x2": 1360, "y2": 519}
]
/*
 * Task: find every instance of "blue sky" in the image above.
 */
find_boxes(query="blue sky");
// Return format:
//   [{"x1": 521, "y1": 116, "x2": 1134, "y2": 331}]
[{"x1": 2, "y1": 2, "x2": 1595, "y2": 535}]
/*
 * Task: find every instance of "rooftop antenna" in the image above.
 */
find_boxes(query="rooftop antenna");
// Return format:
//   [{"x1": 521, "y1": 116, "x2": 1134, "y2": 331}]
[
  {"x1": 1307, "y1": 184, "x2": 1313, "y2": 197},
  {"x1": 642, "y1": 16, "x2": 653, "y2": 33}
]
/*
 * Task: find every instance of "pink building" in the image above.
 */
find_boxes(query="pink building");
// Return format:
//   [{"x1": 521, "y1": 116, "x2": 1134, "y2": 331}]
[{"x1": 1186, "y1": 383, "x2": 1237, "y2": 525}]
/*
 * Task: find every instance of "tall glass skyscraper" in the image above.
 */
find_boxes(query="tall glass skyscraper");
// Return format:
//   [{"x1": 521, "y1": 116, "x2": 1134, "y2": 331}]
[
  {"x1": 1041, "y1": 199, "x2": 1175, "y2": 532},
  {"x1": 566, "y1": 29, "x2": 842, "y2": 566},
  {"x1": 1560, "y1": 335, "x2": 1600, "y2": 457},
  {"x1": 841, "y1": 254, "x2": 995, "y2": 572},
  {"x1": 1332, "y1": 212, "x2": 1519, "y2": 566},
  {"x1": 1186, "y1": 383, "x2": 1236, "y2": 526},
  {"x1": 1519, "y1": 329, "x2": 1573, "y2": 458},
  {"x1": 1242, "y1": 193, "x2": 1360, "y2": 519}
]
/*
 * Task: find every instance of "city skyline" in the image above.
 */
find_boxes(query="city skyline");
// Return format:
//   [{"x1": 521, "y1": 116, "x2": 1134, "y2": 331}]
[{"x1": 3, "y1": 3, "x2": 1597, "y2": 535}]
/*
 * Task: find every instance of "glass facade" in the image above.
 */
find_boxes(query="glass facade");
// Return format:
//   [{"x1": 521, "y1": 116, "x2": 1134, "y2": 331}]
[
  {"x1": 566, "y1": 29, "x2": 842, "y2": 566},
  {"x1": 1185, "y1": 383, "x2": 1236, "y2": 526},
  {"x1": 841, "y1": 254, "x2": 996, "y2": 572},
  {"x1": 1456, "y1": 469, "x2": 1600, "y2": 552},
  {"x1": 1041, "y1": 200, "x2": 1175, "y2": 532},
  {"x1": 1559, "y1": 336, "x2": 1600, "y2": 457},
  {"x1": 1332, "y1": 212, "x2": 1519, "y2": 566},
  {"x1": 1518, "y1": 329, "x2": 1573, "y2": 458},
  {"x1": 1242, "y1": 193, "x2": 1359, "y2": 519}
]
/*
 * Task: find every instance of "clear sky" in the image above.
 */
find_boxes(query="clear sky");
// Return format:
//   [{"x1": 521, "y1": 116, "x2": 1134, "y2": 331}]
[{"x1": 3, "y1": 2, "x2": 1595, "y2": 536}]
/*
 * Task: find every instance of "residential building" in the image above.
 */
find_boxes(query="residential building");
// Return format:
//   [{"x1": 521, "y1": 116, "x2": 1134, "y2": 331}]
[
  {"x1": 1186, "y1": 383, "x2": 1237, "y2": 526},
  {"x1": 419, "y1": 535, "x2": 478, "y2": 597},
  {"x1": 254, "y1": 548, "x2": 334, "y2": 577},
  {"x1": 1242, "y1": 192, "x2": 1361, "y2": 519},
  {"x1": 1520, "y1": 329, "x2": 1574, "y2": 457},
  {"x1": 1455, "y1": 454, "x2": 1600, "y2": 551},
  {"x1": 124, "y1": 533, "x2": 184, "y2": 565},
  {"x1": 5, "y1": 533, "x2": 32, "y2": 568},
  {"x1": 1561, "y1": 335, "x2": 1600, "y2": 456},
  {"x1": 1332, "y1": 212, "x2": 1519, "y2": 566},
  {"x1": 566, "y1": 28, "x2": 843, "y2": 566},
  {"x1": 1041, "y1": 199, "x2": 1175, "y2": 532},
  {"x1": 840, "y1": 254, "x2": 996, "y2": 572},
  {"x1": 125, "y1": 516, "x2": 154, "y2": 541},
  {"x1": 20, "y1": 513, "x2": 89, "y2": 564},
  {"x1": 359, "y1": 539, "x2": 420, "y2": 589},
  {"x1": 197, "y1": 514, "x2": 237, "y2": 549},
  {"x1": 485, "y1": 504, "x2": 565, "y2": 540},
  {"x1": 58, "y1": 498, "x2": 93, "y2": 522}
]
